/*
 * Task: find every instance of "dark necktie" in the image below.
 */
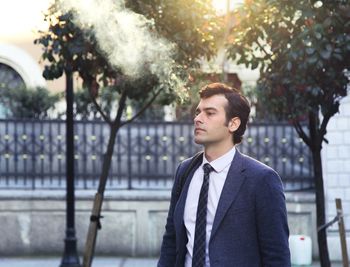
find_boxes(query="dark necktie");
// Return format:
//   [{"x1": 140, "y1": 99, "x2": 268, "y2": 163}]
[{"x1": 192, "y1": 163, "x2": 214, "y2": 267}]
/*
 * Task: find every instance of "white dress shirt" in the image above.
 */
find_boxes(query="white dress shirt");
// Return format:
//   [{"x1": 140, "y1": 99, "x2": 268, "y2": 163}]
[{"x1": 184, "y1": 147, "x2": 236, "y2": 267}]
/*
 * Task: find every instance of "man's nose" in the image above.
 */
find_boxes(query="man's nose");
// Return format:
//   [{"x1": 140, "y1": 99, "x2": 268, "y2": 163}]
[{"x1": 194, "y1": 113, "x2": 202, "y2": 124}]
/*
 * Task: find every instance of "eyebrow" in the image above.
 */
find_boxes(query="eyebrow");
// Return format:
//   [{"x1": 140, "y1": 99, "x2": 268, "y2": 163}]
[{"x1": 195, "y1": 107, "x2": 218, "y2": 113}]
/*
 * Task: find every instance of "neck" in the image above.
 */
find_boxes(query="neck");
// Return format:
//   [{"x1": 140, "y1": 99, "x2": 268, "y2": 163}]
[{"x1": 204, "y1": 141, "x2": 235, "y2": 162}]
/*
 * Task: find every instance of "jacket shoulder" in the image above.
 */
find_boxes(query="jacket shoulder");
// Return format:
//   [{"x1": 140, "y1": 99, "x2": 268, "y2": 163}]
[{"x1": 239, "y1": 153, "x2": 281, "y2": 181}]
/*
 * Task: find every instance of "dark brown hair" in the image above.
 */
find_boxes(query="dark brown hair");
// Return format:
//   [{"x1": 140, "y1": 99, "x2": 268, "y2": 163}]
[{"x1": 199, "y1": 82, "x2": 250, "y2": 144}]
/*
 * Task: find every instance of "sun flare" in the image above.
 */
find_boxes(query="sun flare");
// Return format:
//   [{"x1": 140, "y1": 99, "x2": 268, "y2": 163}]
[
  {"x1": 212, "y1": 0, "x2": 228, "y2": 13},
  {"x1": 211, "y1": 0, "x2": 243, "y2": 15}
]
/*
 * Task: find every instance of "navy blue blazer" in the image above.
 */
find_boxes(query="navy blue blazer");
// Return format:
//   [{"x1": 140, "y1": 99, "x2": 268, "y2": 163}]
[{"x1": 158, "y1": 150, "x2": 291, "y2": 267}]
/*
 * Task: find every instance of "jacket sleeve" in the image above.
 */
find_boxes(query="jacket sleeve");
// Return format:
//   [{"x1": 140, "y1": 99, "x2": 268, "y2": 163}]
[
  {"x1": 255, "y1": 169, "x2": 291, "y2": 267},
  {"x1": 157, "y1": 162, "x2": 183, "y2": 267}
]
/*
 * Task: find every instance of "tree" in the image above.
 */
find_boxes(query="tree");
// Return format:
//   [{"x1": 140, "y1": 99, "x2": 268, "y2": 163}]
[
  {"x1": 35, "y1": 0, "x2": 222, "y2": 265},
  {"x1": 0, "y1": 85, "x2": 61, "y2": 119},
  {"x1": 226, "y1": 0, "x2": 350, "y2": 266},
  {"x1": 74, "y1": 86, "x2": 122, "y2": 120}
]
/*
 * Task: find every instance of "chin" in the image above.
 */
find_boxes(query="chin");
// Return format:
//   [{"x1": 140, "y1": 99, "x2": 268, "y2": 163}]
[
  {"x1": 194, "y1": 137, "x2": 202, "y2": 145},
  {"x1": 194, "y1": 137, "x2": 205, "y2": 145}
]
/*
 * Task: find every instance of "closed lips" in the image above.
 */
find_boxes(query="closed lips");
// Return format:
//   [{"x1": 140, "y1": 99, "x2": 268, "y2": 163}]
[{"x1": 195, "y1": 128, "x2": 205, "y2": 132}]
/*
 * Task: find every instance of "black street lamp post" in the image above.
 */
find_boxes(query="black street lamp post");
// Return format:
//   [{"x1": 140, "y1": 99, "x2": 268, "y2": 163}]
[{"x1": 60, "y1": 66, "x2": 81, "y2": 267}]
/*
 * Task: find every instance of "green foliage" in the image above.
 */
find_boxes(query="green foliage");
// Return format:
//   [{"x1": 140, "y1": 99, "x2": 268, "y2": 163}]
[
  {"x1": 227, "y1": 2, "x2": 350, "y2": 264},
  {"x1": 34, "y1": 0, "x2": 222, "y2": 120},
  {"x1": 0, "y1": 86, "x2": 61, "y2": 119},
  {"x1": 227, "y1": 0, "x2": 350, "y2": 121},
  {"x1": 127, "y1": 0, "x2": 222, "y2": 67}
]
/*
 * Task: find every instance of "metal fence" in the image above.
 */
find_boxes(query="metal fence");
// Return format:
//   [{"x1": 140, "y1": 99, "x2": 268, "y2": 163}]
[{"x1": 0, "y1": 119, "x2": 314, "y2": 191}]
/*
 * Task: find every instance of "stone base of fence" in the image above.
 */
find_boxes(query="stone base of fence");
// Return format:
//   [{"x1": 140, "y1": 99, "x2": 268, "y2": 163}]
[
  {"x1": 0, "y1": 190, "x2": 347, "y2": 261},
  {"x1": 0, "y1": 190, "x2": 169, "y2": 257}
]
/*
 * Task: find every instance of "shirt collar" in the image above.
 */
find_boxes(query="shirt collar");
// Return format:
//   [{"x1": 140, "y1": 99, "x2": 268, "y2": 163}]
[{"x1": 202, "y1": 147, "x2": 236, "y2": 173}]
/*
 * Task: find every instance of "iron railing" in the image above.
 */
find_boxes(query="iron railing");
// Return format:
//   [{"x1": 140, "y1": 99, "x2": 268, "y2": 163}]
[{"x1": 0, "y1": 119, "x2": 314, "y2": 191}]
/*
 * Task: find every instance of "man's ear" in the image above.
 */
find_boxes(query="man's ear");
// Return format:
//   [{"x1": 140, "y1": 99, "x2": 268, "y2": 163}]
[{"x1": 228, "y1": 117, "x2": 241, "y2": 133}]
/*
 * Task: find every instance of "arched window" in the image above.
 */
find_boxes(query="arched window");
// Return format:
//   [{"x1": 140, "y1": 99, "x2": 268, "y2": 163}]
[
  {"x1": 0, "y1": 44, "x2": 46, "y2": 117},
  {"x1": 0, "y1": 63, "x2": 26, "y2": 89}
]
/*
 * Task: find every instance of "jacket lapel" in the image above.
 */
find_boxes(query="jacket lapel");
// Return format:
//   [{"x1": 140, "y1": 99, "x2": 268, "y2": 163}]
[{"x1": 210, "y1": 150, "x2": 246, "y2": 240}]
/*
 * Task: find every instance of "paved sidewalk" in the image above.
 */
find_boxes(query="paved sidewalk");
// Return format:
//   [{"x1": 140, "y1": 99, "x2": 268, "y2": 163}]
[
  {"x1": 0, "y1": 257, "x2": 157, "y2": 267},
  {"x1": 0, "y1": 257, "x2": 343, "y2": 267}
]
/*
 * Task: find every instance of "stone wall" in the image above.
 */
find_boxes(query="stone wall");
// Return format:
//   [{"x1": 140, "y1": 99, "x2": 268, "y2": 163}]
[
  {"x1": 0, "y1": 189, "x2": 334, "y2": 260},
  {"x1": 0, "y1": 190, "x2": 169, "y2": 257}
]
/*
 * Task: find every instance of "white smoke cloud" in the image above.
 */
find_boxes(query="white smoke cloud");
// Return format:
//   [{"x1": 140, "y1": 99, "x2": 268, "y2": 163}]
[{"x1": 58, "y1": 0, "x2": 182, "y2": 89}]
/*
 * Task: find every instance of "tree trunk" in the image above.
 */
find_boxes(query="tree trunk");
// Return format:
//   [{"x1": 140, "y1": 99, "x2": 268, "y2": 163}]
[
  {"x1": 83, "y1": 121, "x2": 120, "y2": 266},
  {"x1": 83, "y1": 101, "x2": 124, "y2": 267},
  {"x1": 83, "y1": 122, "x2": 120, "y2": 267},
  {"x1": 82, "y1": 89, "x2": 161, "y2": 266},
  {"x1": 312, "y1": 148, "x2": 331, "y2": 267},
  {"x1": 295, "y1": 111, "x2": 332, "y2": 266},
  {"x1": 308, "y1": 111, "x2": 331, "y2": 267}
]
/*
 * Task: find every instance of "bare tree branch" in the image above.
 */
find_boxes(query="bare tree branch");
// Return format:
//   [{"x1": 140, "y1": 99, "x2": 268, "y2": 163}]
[
  {"x1": 320, "y1": 100, "x2": 339, "y2": 134},
  {"x1": 112, "y1": 90, "x2": 127, "y2": 127},
  {"x1": 91, "y1": 96, "x2": 112, "y2": 125},
  {"x1": 120, "y1": 88, "x2": 162, "y2": 127},
  {"x1": 293, "y1": 120, "x2": 312, "y2": 148},
  {"x1": 319, "y1": 102, "x2": 338, "y2": 146}
]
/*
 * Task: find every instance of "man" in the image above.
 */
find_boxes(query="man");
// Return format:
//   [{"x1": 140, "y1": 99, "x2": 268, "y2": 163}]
[{"x1": 158, "y1": 83, "x2": 291, "y2": 267}]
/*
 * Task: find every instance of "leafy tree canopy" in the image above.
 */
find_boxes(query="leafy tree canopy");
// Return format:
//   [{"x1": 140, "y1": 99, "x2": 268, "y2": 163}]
[
  {"x1": 35, "y1": 0, "x2": 223, "y2": 122},
  {"x1": 226, "y1": 2, "x2": 350, "y2": 265},
  {"x1": 227, "y1": 0, "x2": 350, "y2": 122}
]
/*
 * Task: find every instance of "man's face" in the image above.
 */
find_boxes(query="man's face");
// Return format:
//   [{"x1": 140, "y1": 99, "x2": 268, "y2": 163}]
[{"x1": 193, "y1": 94, "x2": 239, "y2": 146}]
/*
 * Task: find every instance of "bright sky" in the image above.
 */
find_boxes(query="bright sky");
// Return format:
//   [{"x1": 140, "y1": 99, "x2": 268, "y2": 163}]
[
  {"x1": 0, "y1": 0, "x2": 242, "y2": 42},
  {"x1": 212, "y1": 0, "x2": 244, "y2": 15},
  {"x1": 0, "y1": 0, "x2": 52, "y2": 42}
]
